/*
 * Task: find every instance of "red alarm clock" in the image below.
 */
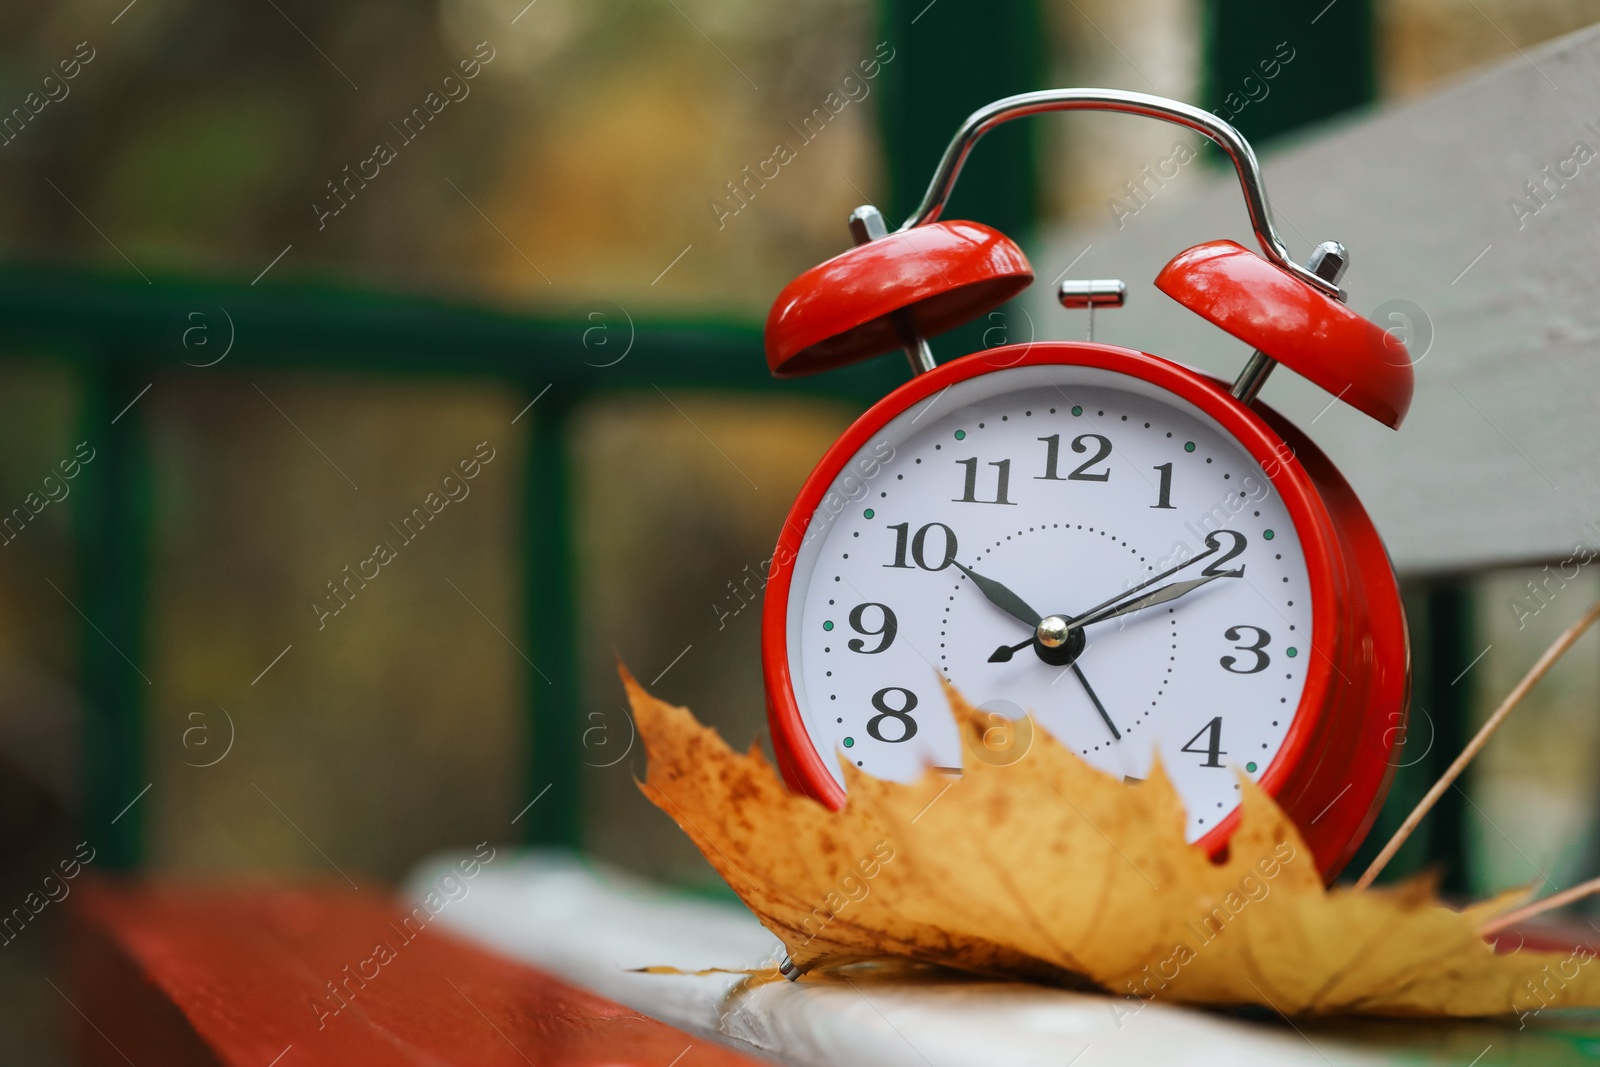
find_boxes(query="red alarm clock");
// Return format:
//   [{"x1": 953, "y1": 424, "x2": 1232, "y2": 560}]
[{"x1": 759, "y1": 90, "x2": 1411, "y2": 881}]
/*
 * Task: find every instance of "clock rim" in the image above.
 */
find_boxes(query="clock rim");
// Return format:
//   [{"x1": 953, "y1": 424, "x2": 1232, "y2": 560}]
[{"x1": 761, "y1": 341, "x2": 1374, "y2": 875}]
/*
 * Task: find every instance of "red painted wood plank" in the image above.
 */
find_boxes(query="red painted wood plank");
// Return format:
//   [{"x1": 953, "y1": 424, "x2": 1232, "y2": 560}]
[{"x1": 67, "y1": 877, "x2": 769, "y2": 1067}]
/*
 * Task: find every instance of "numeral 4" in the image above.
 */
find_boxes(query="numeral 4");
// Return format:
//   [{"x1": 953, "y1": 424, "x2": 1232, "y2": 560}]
[{"x1": 1181, "y1": 717, "x2": 1226, "y2": 768}]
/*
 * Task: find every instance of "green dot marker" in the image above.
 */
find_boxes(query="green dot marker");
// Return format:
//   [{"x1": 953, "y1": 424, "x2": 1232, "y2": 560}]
[
  {"x1": 1263, "y1": 529, "x2": 1275, "y2": 540},
  {"x1": 1184, "y1": 441, "x2": 1196, "y2": 453},
  {"x1": 843, "y1": 736, "x2": 855, "y2": 749},
  {"x1": 1246, "y1": 761, "x2": 1258, "y2": 773},
  {"x1": 954, "y1": 429, "x2": 966, "y2": 440},
  {"x1": 823, "y1": 620, "x2": 834, "y2": 632},
  {"x1": 1071, "y1": 405, "x2": 1083, "y2": 416},
  {"x1": 1286, "y1": 647, "x2": 1298, "y2": 658},
  {"x1": 864, "y1": 508, "x2": 875, "y2": 519}
]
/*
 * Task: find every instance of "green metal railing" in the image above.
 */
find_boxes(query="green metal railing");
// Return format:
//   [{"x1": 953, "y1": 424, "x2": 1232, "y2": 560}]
[{"x1": 0, "y1": 264, "x2": 903, "y2": 867}]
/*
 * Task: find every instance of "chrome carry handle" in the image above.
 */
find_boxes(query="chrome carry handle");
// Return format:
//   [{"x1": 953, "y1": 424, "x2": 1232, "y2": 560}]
[{"x1": 901, "y1": 88, "x2": 1343, "y2": 302}]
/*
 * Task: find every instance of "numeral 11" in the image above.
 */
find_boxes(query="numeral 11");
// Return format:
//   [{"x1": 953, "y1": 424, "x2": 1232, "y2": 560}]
[{"x1": 953, "y1": 458, "x2": 1016, "y2": 505}]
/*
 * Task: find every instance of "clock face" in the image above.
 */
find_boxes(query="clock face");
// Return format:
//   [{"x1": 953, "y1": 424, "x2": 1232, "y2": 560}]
[{"x1": 783, "y1": 362, "x2": 1316, "y2": 842}]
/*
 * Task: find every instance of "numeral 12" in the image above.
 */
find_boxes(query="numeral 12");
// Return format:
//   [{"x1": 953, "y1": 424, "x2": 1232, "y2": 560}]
[{"x1": 1037, "y1": 434, "x2": 1112, "y2": 482}]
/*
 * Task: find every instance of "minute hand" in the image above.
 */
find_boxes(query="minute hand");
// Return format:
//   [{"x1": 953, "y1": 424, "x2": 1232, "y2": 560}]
[
  {"x1": 1071, "y1": 573, "x2": 1226, "y2": 630},
  {"x1": 986, "y1": 573, "x2": 1230, "y2": 663},
  {"x1": 1069, "y1": 538, "x2": 1228, "y2": 626}
]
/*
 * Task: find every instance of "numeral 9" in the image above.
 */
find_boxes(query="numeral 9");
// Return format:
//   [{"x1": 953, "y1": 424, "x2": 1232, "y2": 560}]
[{"x1": 847, "y1": 603, "x2": 898, "y2": 655}]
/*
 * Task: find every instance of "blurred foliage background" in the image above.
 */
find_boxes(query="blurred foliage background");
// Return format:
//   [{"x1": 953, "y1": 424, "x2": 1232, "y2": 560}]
[{"x1": 2, "y1": 0, "x2": 1599, "y2": 1061}]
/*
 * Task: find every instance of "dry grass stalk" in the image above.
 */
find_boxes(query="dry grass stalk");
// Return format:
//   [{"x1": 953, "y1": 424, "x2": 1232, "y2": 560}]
[
  {"x1": 1355, "y1": 598, "x2": 1600, "y2": 891},
  {"x1": 1479, "y1": 874, "x2": 1600, "y2": 936}
]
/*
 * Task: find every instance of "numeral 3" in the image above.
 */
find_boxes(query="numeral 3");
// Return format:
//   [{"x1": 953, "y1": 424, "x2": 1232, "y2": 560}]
[{"x1": 1220, "y1": 625, "x2": 1271, "y2": 674}]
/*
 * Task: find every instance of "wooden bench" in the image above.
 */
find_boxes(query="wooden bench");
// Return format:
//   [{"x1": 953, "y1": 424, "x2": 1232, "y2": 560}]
[{"x1": 66, "y1": 879, "x2": 766, "y2": 1067}]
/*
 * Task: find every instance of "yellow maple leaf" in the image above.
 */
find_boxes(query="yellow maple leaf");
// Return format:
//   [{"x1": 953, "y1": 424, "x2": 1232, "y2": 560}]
[{"x1": 626, "y1": 668, "x2": 1600, "y2": 1018}]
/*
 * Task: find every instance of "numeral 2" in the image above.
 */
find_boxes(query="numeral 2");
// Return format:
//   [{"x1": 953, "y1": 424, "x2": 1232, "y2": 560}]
[
  {"x1": 954, "y1": 457, "x2": 1016, "y2": 505},
  {"x1": 1201, "y1": 530, "x2": 1247, "y2": 577}
]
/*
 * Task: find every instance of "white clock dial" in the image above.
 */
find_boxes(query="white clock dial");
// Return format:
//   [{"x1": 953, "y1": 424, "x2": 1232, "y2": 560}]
[{"x1": 786, "y1": 363, "x2": 1315, "y2": 841}]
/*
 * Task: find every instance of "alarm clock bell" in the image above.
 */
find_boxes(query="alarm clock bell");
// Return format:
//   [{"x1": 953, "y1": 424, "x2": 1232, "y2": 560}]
[{"x1": 764, "y1": 88, "x2": 1413, "y2": 429}]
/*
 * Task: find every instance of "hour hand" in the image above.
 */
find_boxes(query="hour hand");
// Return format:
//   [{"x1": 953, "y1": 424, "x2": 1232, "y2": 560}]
[{"x1": 952, "y1": 561, "x2": 1041, "y2": 629}]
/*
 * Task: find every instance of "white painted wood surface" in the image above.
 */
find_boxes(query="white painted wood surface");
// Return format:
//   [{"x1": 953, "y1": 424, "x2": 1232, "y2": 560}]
[
  {"x1": 1022, "y1": 22, "x2": 1600, "y2": 575},
  {"x1": 411, "y1": 850, "x2": 1408, "y2": 1067}
]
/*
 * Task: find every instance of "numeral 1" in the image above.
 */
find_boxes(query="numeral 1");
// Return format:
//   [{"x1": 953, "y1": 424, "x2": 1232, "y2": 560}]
[
  {"x1": 954, "y1": 458, "x2": 1016, "y2": 505},
  {"x1": 1151, "y1": 462, "x2": 1176, "y2": 509}
]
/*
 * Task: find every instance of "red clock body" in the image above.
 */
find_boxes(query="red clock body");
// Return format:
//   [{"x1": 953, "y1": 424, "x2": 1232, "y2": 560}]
[{"x1": 761, "y1": 341, "x2": 1407, "y2": 881}]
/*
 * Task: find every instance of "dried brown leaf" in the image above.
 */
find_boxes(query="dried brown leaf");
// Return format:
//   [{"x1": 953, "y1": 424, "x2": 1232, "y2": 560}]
[{"x1": 626, "y1": 668, "x2": 1600, "y2": 1017}]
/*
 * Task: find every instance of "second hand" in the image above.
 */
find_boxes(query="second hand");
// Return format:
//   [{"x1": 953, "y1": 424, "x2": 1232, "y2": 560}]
[{"x1": 1071, "y1": 663, "x2": 1120, "y2": 740}]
